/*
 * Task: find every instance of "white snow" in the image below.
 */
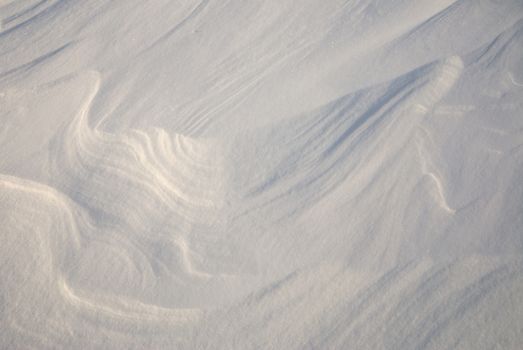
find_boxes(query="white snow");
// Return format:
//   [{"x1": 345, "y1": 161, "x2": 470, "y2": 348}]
[{"x1": 1, "y1": 0, "x2": 523, "y2": 349}]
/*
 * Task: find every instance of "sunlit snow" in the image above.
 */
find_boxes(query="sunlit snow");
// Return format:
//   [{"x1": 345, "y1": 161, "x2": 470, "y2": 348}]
[{"x1": 1, "y1": 0, "x2": 523, "y2": 349}]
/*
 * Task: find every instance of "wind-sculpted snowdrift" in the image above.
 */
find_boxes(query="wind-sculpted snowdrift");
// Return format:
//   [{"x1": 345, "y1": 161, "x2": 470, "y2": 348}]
[{"x1": 1, "y1": 0, "x2": 523, "y2": 349}]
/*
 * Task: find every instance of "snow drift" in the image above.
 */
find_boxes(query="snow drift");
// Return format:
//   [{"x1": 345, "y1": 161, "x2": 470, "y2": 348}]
[{"x1": 1, "y1": 0, "x2": 523, "y2": 349}]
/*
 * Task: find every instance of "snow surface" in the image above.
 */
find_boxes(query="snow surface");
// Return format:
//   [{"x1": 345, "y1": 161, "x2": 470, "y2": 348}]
[{"x1": 1, "y1": 0, "x2": 523, "y2": 349}]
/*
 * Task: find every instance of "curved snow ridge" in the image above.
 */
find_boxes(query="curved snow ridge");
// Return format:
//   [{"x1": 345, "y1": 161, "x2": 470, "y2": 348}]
[
  {"x1": 415, "y1": 128, "x2": 457, "y2": 214},
  {"x1": 0, "y1": 172, "x2": 207, "y2": 348},
  {"x1": 51, "y1": 72, "x2": 226, "y2": 233},
  {"x1": 46, "y1": 72, "x2": 251, "y2": 295},
  {"x1": 232, "y1": 56, "x2": 463, "y2": 222},
  {"x1": 410, "y1": 56, "x2": 464, "y2": 214},
  {"x1": 0, "y1": 172, "x2": 83, "y2": 256}
]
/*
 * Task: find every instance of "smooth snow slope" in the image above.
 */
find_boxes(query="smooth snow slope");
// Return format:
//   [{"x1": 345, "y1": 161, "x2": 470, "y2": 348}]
[{"x1": 1, "y1": 0, "x2": 523, "y2": 349}]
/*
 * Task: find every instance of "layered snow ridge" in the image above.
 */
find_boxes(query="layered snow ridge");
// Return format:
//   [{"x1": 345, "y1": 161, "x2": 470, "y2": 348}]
[{"x1": 1, "y1": 1, "x2": 523, "y2": 349}]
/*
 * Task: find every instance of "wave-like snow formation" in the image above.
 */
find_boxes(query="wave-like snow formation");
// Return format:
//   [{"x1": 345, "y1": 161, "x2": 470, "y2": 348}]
[{"x1": 1, "y1": 0, "x2": 523, "y2": 349}]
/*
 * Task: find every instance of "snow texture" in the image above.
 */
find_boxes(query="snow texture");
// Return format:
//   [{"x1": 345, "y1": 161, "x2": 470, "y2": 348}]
[{"x1": 1, "y1": 0, "x2": 523, "y2": 349}]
